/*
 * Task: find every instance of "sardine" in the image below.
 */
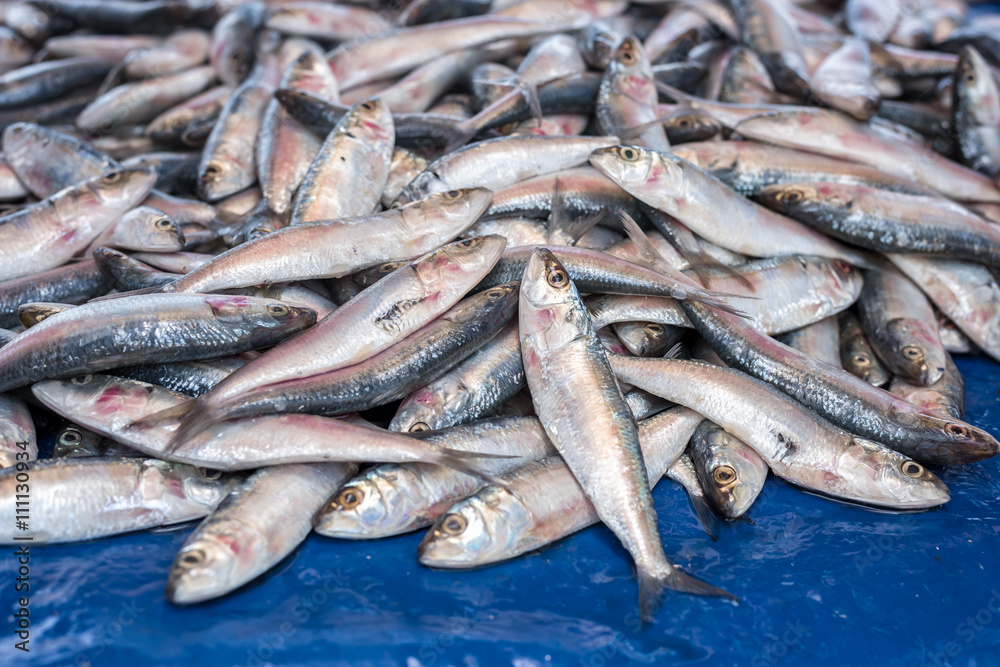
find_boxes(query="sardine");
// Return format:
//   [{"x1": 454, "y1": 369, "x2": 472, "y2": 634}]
[
  {"x1": 689, "y1": 421, "x2": 768, "y2": 520},
  {"x1": 839, "y1": 311, "x2": 891, "y2": 386},
  {"x1": 0, "y1": 394, "x2": 34, "y2": 469}
]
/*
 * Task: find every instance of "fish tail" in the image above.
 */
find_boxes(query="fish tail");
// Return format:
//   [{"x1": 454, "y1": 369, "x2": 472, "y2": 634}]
[
  {"x1": 637, "y1": 565, "x2": 736, "y2": 623},
  {"x1": 547, "y1": 177, "x2": 604, "y2": 244},
  {"x1": 687, "y1": 491, "x2": 719, "y2": 542}
]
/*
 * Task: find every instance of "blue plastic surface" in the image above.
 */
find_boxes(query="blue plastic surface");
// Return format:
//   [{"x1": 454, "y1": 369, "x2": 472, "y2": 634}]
[{"x1": 2, "y1": 354, "x2": 999, "y2": 667}]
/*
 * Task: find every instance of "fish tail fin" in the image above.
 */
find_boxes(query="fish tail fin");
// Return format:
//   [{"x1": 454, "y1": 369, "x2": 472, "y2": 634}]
[
  {"x1": 437, "y1": 117, "x2": 478, "y2": 154},
  {"x1": 637, "y1": 565, "x2": 737, "y2": 623},
  {"x1": 688, "y1": 490, "x2": 719, "y2": 542},
  {"x1": 522, "y1": 80, "x2": 542, "y2": 128}
]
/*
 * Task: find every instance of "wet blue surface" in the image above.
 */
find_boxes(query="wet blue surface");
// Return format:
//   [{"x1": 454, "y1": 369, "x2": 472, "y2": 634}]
[{"x1": 1, "y1": 354, "x2": 999, "y2": 667}]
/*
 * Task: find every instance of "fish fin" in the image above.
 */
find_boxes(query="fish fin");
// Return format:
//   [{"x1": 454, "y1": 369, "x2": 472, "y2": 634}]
[
  {"x1": 642, "y1": 208, "x2": 756, "y2": 291},
  {"x1": 522, "y1": 80, "x2": 542, "y2": 128},
  {"x1": 663, "y1": 342, "x2": 685, "y2": 360},
  {"x1": 88, "y1": 285, "x2": 166, "y2": 302},
  {"x1": 128, "y1": 400, "x2": 197, "y2": 433},
  {"x1": 96, "y1": 58, "x2": 128, "y2": 97},
  {"x1": 619, "y1": 212, "x2": 752, "y2": 317},
  {"x1": 546, "y1": 178, "x2": 603, "y2": 245},
  {"x1": 653, "y1": 81, "x2": 695, "y2": 104},
  {"x1": 430, "y1": 449, "x2": 511, "y2": 487},
  {"x1": 688, "y1": 491, "x2": 719, "y2": 541},
  {"x1": 637, "y1": 565, "x2": 737, "y2": 623}
]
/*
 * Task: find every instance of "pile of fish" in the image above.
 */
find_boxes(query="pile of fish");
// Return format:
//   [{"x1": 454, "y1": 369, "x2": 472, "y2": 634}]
[{"x1": 2, "y1": 0, "x2": 1000, "y2": 620}]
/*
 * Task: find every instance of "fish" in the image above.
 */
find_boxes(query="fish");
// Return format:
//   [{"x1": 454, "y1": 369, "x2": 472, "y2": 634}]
[
  {"x1": 89, "y1": 206, "x2": 185, "y2": 253},
  {"x1": 689, "y1": 421, "x2": 769, "y2": 520},
  {"x1": 733, "y1": 107, "x2": 1000, "y2": 203},
  {"x1": 76, "y1": 65, "x2": 217, "y2": 132},
  {"x1": 146, "y1": 85, "x2": 235, "y2": 146},
  {"x1": 757, "y1": 181, "x2": 1000, "y2": 269},
  {"x1": 167, "y1": 463, "x2": 356, "y2": 604},
  {"x1": 0, "y1": 260, "x2": 111, "y2": 329},
  {"x1": 17, "y1": 302, "x2": 72, "y2": 328},
  {"x1": 610, "y1": 356, "x2": 951, "y2": 509},
  {"x1": 0, "y1": 57, "x2": 111, "y2": 110},
  {"x1": 162, "y1": 188, "x2": 493, "y2": 293},
  {"x1": 210, "y1": 1, "x2": 265, "y2": 85},
  {"x1": 519, "y1": 247, "x2": 732, "y2": 618},
  {"x1": 51, "y1": 424, "x2": 105, "y2": 459},
  {"x1": 198, "y1": 79, "x2": 272, "y2": 201},
  {"x1": 597, "y1": 37, "x2": 670, "y2": 151},
  {"x1": 589, "y1": 145, "x2": 872, "y2": 266},
  {"x1": 147, "y1": 236, "x2": 507, "y2": 443},
  {"x1": 0, "y1": 457, "x2": 239, "y2": 544},
  {"x1": 266, "y1": 2, "x2": 389, "y2": 42},
  {"x1": 890, "y1": 352, "x2": 965, "y2": 420},
  {"x1": 613, "y1": 321, "x2": 684, "y2": 357},
  {"x1": 391, "y1": 319, "x2": 525, "y2": 432},
  {"x1": 670, "y1": 141, "x2": 934, "y2": 198},
  {"x1": 857, "y1": 265, "x2": 948, "y2": 386},
  {"x1": 952, "y1": 45, "x2": 1000, "y2": 180},
  {"x1": 314, "y1": 416, "x2": 555, "y2": 539},
  {"x1": 290, "y1": 98, "x2": 394, "y2": 225},
  {"x1": 0, "y1": 294, "x2": 315, "y2": 393},
  {"x1": 416, "y1": 407, "x2": 705, "y2": 567},
  {"x1": 395, "y1": 135, "x2": 619, "y2": 204},
  {"x1": 0, "y1": 167, "x2": 157, "y2": 282},
  {"x1": 886, "y1": 254, "x2": 1000, "y2": 363},
  {"x1": 839, "y1": 311, "x2": 891, "y2": 386}
]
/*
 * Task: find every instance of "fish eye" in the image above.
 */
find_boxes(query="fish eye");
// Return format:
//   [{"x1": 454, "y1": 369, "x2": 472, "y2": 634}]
[
  {"x1": 379, "y1": 262, "x2": 400, "y2": 274},
  {"x1": 440, "y1": 513, "x2": 468, "y2": 535},
  {"x1": 457, "y1": 238, "x2": 478, "y2": 248},
  {"x1": 198, "y1": 467, "x2": 222, "y2": 480},
  {"x1": 154, "y1": 217, "x2": 174, "y2": 230},
  {"x1": 645, "y1": 323, "x2": 664, "y2": 335},
  {"x1": 946, "y1": 424, "x2": 969, "y2": 438},
  {"x1": 965, "y1": 71, "x2": 976, "y2": 84},
  {"x1": 203, "y1": 162, "x2": 222, "y2": 176},
  {"x1": 267, "y1": 304, "x2": 289, "y2": 317},
  {"x1": 336, "y1": 487, "x2": 364, "y2": 509},
  {"x1": 676, "y1": 118, "x2": 690, "y2": 128},
  {"x1": 361, "y1": 101, "x2": 375, "y2": 111},
  {"x1": 902, "y1": 346, "x2": 923, "y2": 361},
  {"x1": 485, "y1": 287, "x2": 507, "y2": 299},
  {"x1": 443, "y1": 190, "x2": 462, "y2": 200},
  {"x1": 619, "y1": 147, "x2": 640, "y2": 162},
  {"x1": 409, "y1": 422, "x2": 430, "y2": 432},
  {"x1": 546, "y1": 266, "x2": 570, "y2": 288},
  {"x1": 780, "y1": 189, "x2": 804, "y2": 204},
  {"x1": 59, "y1": 429, "x2": 82, "y2": 446},
  {"x1": 852, "y1": 353, "x2": 870, "y2": 367},
  {"x1": 179, "y1": 548, "x2": 206, "y2": 567},
  {"x1": 900, "y1": 461, "x2": 925, "y2": 477},
  {"x1": 102, "y1": 171, "x2": 123, "y2": 184},
  {"x1": 71, "y1": 375, "x2": 93, "y2": 385},
  {"x1": 713, "y1": 465, "x2": 737, "y2": 485}
]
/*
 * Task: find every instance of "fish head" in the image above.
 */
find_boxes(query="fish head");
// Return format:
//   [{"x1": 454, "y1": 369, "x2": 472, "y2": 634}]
[
  {"x1": 416, "y1": 488, "x2": 525, "y2": 568},
  {"x1": 801, "y1": 257, "x2": 864, "y2": 310},
  {"x1": 87, "y1": 167, "x2": 158, "y2": 208},
  {"x1": 859, "y1": 440, "x2": 951, "y2": 508},
  {"x1": 117, "y1": 206, "x2": 185, "y2": 252},
  {"x1": 756, "y1": 181, "x2": 841, "y2": 217},
  {"x1": 894, "y1": 410, "x2": 1000, "y2": 465},
  {"x1": 424, "y1": 187, "x2": 495, "y2": 225},
  {"x1": 609, "y1": 36, "x2": 653, "y2": 80},
  {"x1": 390, "y1": 385, "x2": 458, "y2": 433},
  {"x1": 589, "y1": 145, "x2": 680, "y2": 197},
  {"x1": 313, "y1": 466, "x2": 426, "y2": 538},
  {"x1": 884, "y1": 318, "x2": 947, "y2": 386},
  {"x1": 1, "y1": 122, "x2": 45, "y2": 166},
  {"x1": 692, "y1": 425, "x2": 768, "y2": 519},
  {"x1": 663, "y1": 110, "x2": 721, "y2": 143},
  {"x1": 519, "y1": 248, "x2": 589, "y2": 351},
  {"x1": 205, "y1": 296, "x2": 317, "y2": 340},
  {"x1": 955, "y1": 46, "x2": 1000, "y2": 126},
  {"x1": 344, "y1": 97, "x2": 395, "y2": 145},
  {"x1": 614, "y1": 322, "x2": 672, "y2": 357},
  {"x1": 447, "y1": 281, "x2": 520, "y2": 327},
  {"x1": 355, "y1": 260, "x2": 408, "y2": 289},
  {"x1": 419, "y1": 235, "x2": 507, "y2": 287},
  {"x1": 52, "y1": 425, "x2": 102, "y2": 458},
  {"x1": 33, "y1": 375, "x2": 186, "y2": 437},
  {"x1": 167, "y1": 530, "x2": 246, "y2": 605}
]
